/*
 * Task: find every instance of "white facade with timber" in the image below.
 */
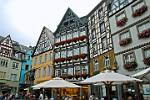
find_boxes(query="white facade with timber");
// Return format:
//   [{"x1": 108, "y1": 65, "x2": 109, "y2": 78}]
[{"x1": 109, "y1": 0, "x2": 150, "y2": 76}]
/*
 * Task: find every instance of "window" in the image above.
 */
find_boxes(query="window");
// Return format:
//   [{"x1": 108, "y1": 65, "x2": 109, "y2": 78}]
[
  {"x1": 73, "y1": 31, "x2": 78, "y2": 38},
  {"x1": 133, "y1": 1, "x2": 145, "y2": 12},
  {"x1": 26, "y1": 55, "x2": 30, "y2": 60},
  {"x1": 34, "y1": 57, "x2": 37, "y2": 65},
  {"x1": 55, "y1": 52, "x2": 60, "y2": 59},
  {"x1": 120, "y1": 31, "x2": 130, "y2": 40},
  {"x1": 0, "y1": 59, "x2": 8, "y2": 67},
  {"x1": 44, "y1": 54, "x2": 47, "y2": 63},
  {"x1": 116, "y1": 12, "x2": 126, "y2": 21},
  {"x1": 91, "y1": 15, "x2": 95, "y2": 26},
  {"x1": 61, "y1": 35, "x2": 66, "y2": 41},
  {"x1": 138, "y1": 22, "x2": 150, "y2": 33},
  {"x1": 56, "y1": 37, "x2": 60, "y2": 43},
  {"x1": 25, "y1": 65, "x2": 29, "y2": 70},
  {"x1": 74, "y1": 48, "x2": 79, "y2": 55},
  {"x1": 12, "y1": 62, "x2": 19, "y2": 69},
  {"x1": 81, "y1": 46, "x2": 87, "y2": 54},
  {"x1": 98, "y1": 8, "x2": 103, "y2": 20},
  {"x1": 91, "y1": 28, "x2": 96, "y2": 39},
  {"x1": 61, "y1": 51, "x2": 66, "y2": 58},
  {"x1": 38, "y1": 69, "x2": 41, "y2": 77},
  {"x1": 67, "y1": 49, "x2": 73, "y2": 57},
  {"x1": 109, "y1": 0, "x2": 130, "y2": 15},
  {"x1": 99, "y1": 22, "x2": 105, "y2": 33},
  {"x1": 144, "y1": 48, "x2": 150, "y2": 58},
  {"x1": 43, "y1": 67, "x2": 46, "y2": 77},
  {"x1": 55, "y1": 69, "x2": 61, "y2": 77},
  {"x1": 93, "y1": 43, "x2": 97, "y2": 55},
  {"x1": 38, "y1": 56, "x2": 42, "y2": 64},
  {"x1": 68, "y1": 68, "x2": 73, "y2": 75},
  {"x1": 48, "y1": 66, "x2": 52, "y2": 76},
  {"x1": 67, "y1": 33, "x2": 72, "y2": 40},
  {"x1": 104, "y1": 56, "x2": 110, "y2": 68},
  {"x1": 0, "y1": 71, "x2": 6, "y2": 79},
  {"x1": 124, "y1": 52, "x2": 135, "y2": 64},
  {"x1": 101, "y1": 36, "x2": 107, "y2": 50},
  {"x1": 82, "y1": 65, "x2": 88, "y2": 74},
  {"x1": 62, "y1": 68, "x2": 67, "y2": 75},
  {"x1": 94, "y1": 60, "x2": 99, "y2": 72},
  {"x1": 10, "y1": 74, "x2": 17, "y2": 81},
  {"x1": 49, "y1": 53, "x2": 53, "y2": 60},
  {"x1": 75, "y1": 66, "x2": 81, "y2": 74},
  {"x1": 80, "y1": 31, "x2": 86, "y2": 36}
]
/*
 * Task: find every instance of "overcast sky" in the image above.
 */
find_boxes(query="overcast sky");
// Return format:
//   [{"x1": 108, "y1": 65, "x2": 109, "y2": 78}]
[{"x1": 0, "y1": 0, "x2": 101, "y2": 47}]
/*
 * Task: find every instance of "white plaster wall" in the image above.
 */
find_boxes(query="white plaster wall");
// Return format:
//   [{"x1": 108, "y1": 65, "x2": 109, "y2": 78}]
[
  {"x1": 109, "y1": 0, "x2": 150, "y2": 75},
  {"x1": 110, "y1": 0, "x2": 150, "y2": 35},
  {"x1": 117, "y1": 47, "x2": 150, "y2": 75}
]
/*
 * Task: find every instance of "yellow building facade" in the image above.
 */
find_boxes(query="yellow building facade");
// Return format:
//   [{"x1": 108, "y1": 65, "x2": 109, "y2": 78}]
[
  {"x1": 33, "y1": 51, "x2": 53, "y2": 84},
  {"x1": 90, "y1": 50, "x2": 117, "y2": 76},
  {"x1": 32, "y1": 26, "x2": 54, "y2": 84}
]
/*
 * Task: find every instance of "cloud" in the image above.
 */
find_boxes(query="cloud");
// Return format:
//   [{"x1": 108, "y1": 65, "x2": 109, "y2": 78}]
[{"x1": 1, "y1": 0, "x2": 101, "y2": 46}]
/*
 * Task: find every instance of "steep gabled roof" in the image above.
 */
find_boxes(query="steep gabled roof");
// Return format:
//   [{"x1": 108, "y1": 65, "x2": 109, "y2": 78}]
[
  {"x1": 32, "y1": 26, "x2": 54, "y2": 56},
  {"x1": 54, "y1": 8, "x2": 84, "y2": 34},
  {"x1": 0, "y1": 35, "x2": 13, "y2": 47}
]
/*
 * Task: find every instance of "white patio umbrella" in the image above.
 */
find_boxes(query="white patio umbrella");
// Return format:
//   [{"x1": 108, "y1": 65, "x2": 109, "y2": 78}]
[
  {"x1": 32, "y1": 77, "x2": 80, "y2": 99},
  {"x1": 32, "y1": 77, "x2": 80, "y2": 89},
  {"x1": 81, "y1": 70, "x2": 142, "y2": 100},
  {"x1": 32, "y1": 81, "x2": 49, "y2": 89},
  {"x1": 42, "y1": 77, "x2": 80, "y2": 88},
  {"x1": 81, "y1": 70, "x2": 142, "y2": 84},
  {"x1": 132, "y1": 67, "x2": 150, "y2": 82}
]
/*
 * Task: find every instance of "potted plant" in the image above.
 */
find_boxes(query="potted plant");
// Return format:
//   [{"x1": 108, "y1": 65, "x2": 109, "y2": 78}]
[
  {"x1": 124, "y1": 61, "x2": 137, "y2": 70},
  {"x1": 132, "y1": 5, "x2": 147, "y2": 17},
  {"x1": 138, "y1": 28, "x2": 150, "y2": 39},
  {"x1": 116, "y1": 17, "x2": 128, "y2": 27},
  {"x1": 143, "y1": 57, "x2": 150, "y2": 65},
  {"x1": 119, "y1": 38, "x2": 132, "y2": 46}
]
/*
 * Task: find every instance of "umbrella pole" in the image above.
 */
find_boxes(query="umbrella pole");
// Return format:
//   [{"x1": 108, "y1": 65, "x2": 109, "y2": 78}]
[
  {"x1": 106, "y1": 83, "x2": 111, "y2": 100},
  {"x1": 136, "y1": 82, "x2": 140, "y2": 100}
]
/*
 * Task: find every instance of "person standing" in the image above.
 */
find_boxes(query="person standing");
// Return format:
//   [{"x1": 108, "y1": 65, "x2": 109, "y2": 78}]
[{"x1": 39, "y1": 92, "x2": 44, "y2": 100}]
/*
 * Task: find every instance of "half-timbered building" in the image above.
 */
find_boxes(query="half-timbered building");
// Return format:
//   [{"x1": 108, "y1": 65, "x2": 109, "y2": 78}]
[
  {"x1": 53, "y1": 8, "x2": 89, "y2": 98},
  {"x1": 32, "y1": 26, "x2": 54, "y2": 84},
  {"x1": 0, "y1": 35, "x2": 26, "y2": 95}
]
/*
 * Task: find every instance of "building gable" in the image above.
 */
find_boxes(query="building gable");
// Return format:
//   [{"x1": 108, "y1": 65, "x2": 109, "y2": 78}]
[
  {"x1": 55, "y1": 8, "x2": 83, "y2": 34},
  {"x1": 0, "y1": 35, "x2": 13, "y2": 47},
  {"x1": 0, "y1": 35, "x2": 13, "y2": 57},
  {"x1": 33, "y1": 26, "x2": 54, "y2": 56}
]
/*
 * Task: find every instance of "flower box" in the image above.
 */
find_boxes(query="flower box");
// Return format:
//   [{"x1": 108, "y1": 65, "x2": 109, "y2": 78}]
[
  {"x1": 61, "y1": 74, "x2": 67, "y2": 79},
  {"x1": 78, "y1": 54, "x2": 87, "y2": 59},
  {"x1": 67, "y1": 75, "x2": 73, "y2": 79},
  {"x1": 78, "y1": 35, "x2": 87, "y2": 41},
  {"x1": 132, "y1": 5, "x2": 147, "y2": 17},
  {"x1": 74, "y1": 74, "x2": 80, "y2": 79},
  {"x1": 143, "y1": 57, "x2": 150, "y2": 65},
  {"x1": 116, "y1": 17, "x2": 128, "y2": 27},
  {"x1": 72, "y1": 55, "x2": 79, "y2": 60},
  {"x1": 81, "y1": 73, "x2": 88, "y2": 79},
  {"x1": 124, "y1": 61, "x2": 137, "y2": 70},
  {"x1": 65, "y1": 57, "x2": 72, "y2": 61},
  {"x1": 54, "y1": 58, "x2": 66, "y2": 63},
  {"x1": 119, "y1": 38, "x2": 132, "y2": 46},
  {"x1": 66, "y1": 39, "x2": 72, "y2": 44},
  {"x1": 138, "y1": 28, "x2": 150, "y2": 39}
]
